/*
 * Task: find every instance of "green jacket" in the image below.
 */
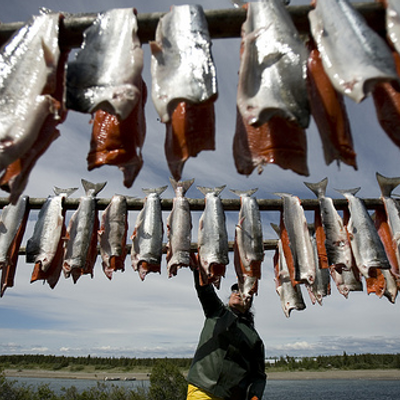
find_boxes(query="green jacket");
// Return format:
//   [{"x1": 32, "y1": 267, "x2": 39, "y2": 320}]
[{"x1": 187, "y1": 274, "x2": 266, "y2": 400}]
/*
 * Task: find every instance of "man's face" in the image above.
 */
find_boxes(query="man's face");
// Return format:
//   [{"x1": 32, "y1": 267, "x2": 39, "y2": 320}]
[{"x1": 228, "y1": 289, "x2": 251, "y2": 314}]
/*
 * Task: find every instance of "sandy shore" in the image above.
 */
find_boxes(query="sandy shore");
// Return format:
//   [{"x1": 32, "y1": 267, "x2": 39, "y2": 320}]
[{"x1": 3, "y1": 368, "x2": 400, "y2": 381}]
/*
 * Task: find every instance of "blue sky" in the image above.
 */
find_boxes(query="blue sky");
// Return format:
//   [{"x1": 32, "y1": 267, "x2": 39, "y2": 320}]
[{"x1": 1, "y1": 0, "x2": 400, "y2": 359}]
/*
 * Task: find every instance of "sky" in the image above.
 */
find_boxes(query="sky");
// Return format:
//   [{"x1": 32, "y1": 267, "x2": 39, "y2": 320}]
[{"x1": 1, "y1": 0, "x2": 400, "y2": 360}]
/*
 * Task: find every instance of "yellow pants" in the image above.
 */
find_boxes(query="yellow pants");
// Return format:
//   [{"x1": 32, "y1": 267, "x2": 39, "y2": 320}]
[{"x1": 186, "y1": 384, "x2": 224, "y2": 400}]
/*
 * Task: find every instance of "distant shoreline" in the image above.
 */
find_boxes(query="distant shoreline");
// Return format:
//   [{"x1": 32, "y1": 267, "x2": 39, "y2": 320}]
[{"x1": 3, "y1": 368, "x2": 400, "y2": 381}]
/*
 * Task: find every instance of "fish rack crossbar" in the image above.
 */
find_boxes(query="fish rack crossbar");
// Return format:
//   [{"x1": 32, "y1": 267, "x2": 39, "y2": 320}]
[
  {"x1": 0, "y1": 2, "x2": 386, "y2": 48},
  {"x1": 0, "y1": 195, "x2": 391, "y2": 254}
]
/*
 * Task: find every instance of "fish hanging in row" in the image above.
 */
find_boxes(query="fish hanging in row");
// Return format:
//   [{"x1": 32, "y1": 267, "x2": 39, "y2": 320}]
[
  {"x1": 234, "y1": 0, "x2": 310, "y2": 177},
  {"x1": 63, "y1": 180, "x2": 106, "y2": 283},
  {"x1": 150, "y1": 5, "x2": 217, "y2": 181},
  {"x1": 67, "y1": 8, "x2": 147, "y2": 188},
  {"x1": 0, "y1": 195, "x2": 29, "y2": 296},
  {"x1": 26, "y1": 187, "x2": 77, "y2": 288},
  {"x1": 0, "y1": 11, "x2": 65, "y2": 204}
]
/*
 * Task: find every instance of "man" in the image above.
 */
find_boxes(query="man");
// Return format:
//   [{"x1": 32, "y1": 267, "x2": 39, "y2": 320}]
[{"x1": 186, "y1": 270, "x2": 267, "y2": 400}]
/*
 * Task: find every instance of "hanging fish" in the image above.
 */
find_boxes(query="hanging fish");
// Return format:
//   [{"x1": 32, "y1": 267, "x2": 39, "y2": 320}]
[
  {"x1": 306, "y1": 225, "x2": 331, "y2": 306},
  {"x1": 166, "y1": 178, "x2": 194, "y2": 278},
  {"x1": 231, "y1": 188, "x2": 264, "y2": 303},
  {"x1": 309, "y1": 0, "x2": 399, "y2": 103},
  {"x1": 272, "y1": 224, "x2": 306, "y2": 318},
  {"x1": 274, "y1": 192, "x2": 316, "y2": 285},
  {"x1": 197, "y1": 186, "x2": 229, "y2": 289},
  {"x1": 0, "y1": 11, "x2": 61, "y2": 175},
  {"x1": 336, "y1": 188, "x2": 391, "y2": 278},
  {"x1": 330, "y1": 264, "x2": 363, "y2": 298},
  {"x1": 131, "y1": 186, "x2": 167, "y2": 281},
  {"x1": 378, "y1": 0, "x2": 400, "y2": 55},
  {"x1": 63, "y1": 180, "x2": 106, "y2": 283},
  {"x1": 306, "y1": 39, "x2": 357, "y2": 169},
  {"x1": 0, "y1": 195, "x2": 29, "y2": 296},
  {"x1": 98, "y1": 194, "x2": 128, "y2": 280},
  {"x1": 67, "y1": 8, "x2": 143, "y2": 120},
  {"x1": 150, "y1": 5, "x2": 217, "y2": 181},
  {"x1": 304, "y1": 178, "x2": 353, "y2": 271},
  {"x1": 236, "y1": 0, "x2": 310, "y2": 128},
  {"x1": 27, "y1": 187, "x2": 77, "y2": 288}
]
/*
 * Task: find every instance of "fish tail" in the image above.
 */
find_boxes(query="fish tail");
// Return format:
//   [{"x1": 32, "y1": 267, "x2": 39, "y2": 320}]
[
  {"x1": 169, "y1": 177, "x2": 194, "y2": 196},
  {"x1": 142, "y1": 185, "x2": 168, "y2": 197},
  {"x1": 376, "y1": 172, "x2": 400, "y2": 197},
  {"x1": 335, "y1": 187, "x2": 361, "y2": 197},
  {"x1": 81, "y1": 179, "x2": 107, "y2": 197},
  {"x1": 230, "y1": 188, "x2": 258, "y2": 198},
  {"x1": 197, "y1": 185, "x2": 226, "y2": 197},
  {"x1": 303, "y1": 177, "x2": 328, "y2": 198},
  {"x1": 273, "y1": 192, "x2": 292, "y2": 198},
  {"x1": 53, "y1": 187, "x2": 78, "y2": 198}
]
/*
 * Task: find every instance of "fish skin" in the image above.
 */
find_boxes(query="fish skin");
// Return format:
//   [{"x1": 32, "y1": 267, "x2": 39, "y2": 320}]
[
  {"x1": 274, "y1": 192, "x2": 316, "y2": 285},
  {"x1": 304, "y1": 178, "x2": 353, "y2": 270},
  {"x1": 231, "y1": 188, "x2": 264, "y2": 302},
  {"x1": 330, "y1": 264, "x2": 363, "y2": 298},
  {"x1": 26, "y1": 187, "x2": 77, "y2": 273},
  {"x1": 0, "y1": 195, "x2": 29, "y2": 269},
  {"x1": 166, "y1": 178, "x2": 194, "y2": 278},
  {"x1": 67, "y1": 8, "x2": 143, "y2": 120},
  {"x1": 98, "y1": 195, "x2": 128, "y2": 280},
  {"x1": 131, "y1": 186, "x2": 167, "y2": 280},
  {"x1": 336, "y1": 187, "x2": 391, "y2": 278},
  {"x1": 385, "y1": 0, "x2": 400, "y2": 55},
  {"x1": 0, "y1": 12, "x2": 61, "y2": 173},
  {"x1": 273, "y1": 239, "x2": 306, "y2": 318},
  {"x1": 309, "y1": 0, "x2": 399, "y2": 103},
  {"x1": 63, "y1": 180, "x2": 106, "y2": 283},
  {"x1": 0, "y1": 195, "x2": 29, "y2": 297},
  {"x1": 150, "y1": 4, "x2": 217, "y2": 124},
  {"x1": 237, "y1": 0, "x2": 310, "y2": 128},
  {"x1": 306, "y1": 225, "x2": 331, "y2": 306},
  {"x1": 197, "y1": 185, "x2": 229, "y2": 288}
]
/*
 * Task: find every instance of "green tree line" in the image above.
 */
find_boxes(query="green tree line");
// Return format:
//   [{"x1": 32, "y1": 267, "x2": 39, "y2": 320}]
[{"x1": 269, "y1": 352, "x2": 400, "y2": 371}]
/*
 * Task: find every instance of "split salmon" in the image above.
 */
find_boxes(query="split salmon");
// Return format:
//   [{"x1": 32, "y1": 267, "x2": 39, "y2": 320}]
[
  {"x1": 98, "y1": 195, "x2": 128, "y2": 280},
  {"x1": 131, "y1": 186, "x2": 167, "y2": 281},
  {"x1": 0, "y1": 11, "x2": 61, "y2": 175},
  {"x1": 309, "y1": 0, "x2": 399, "y2": 103},
  {"x1": 197, "y1": 186, "x2": 229, "y2": 289},
  {"x1": 63, "y1": 180, "x2": 106, "y2": 283},
  {"x1": 27, "y1": 187, "x2": 77, "y2": 288},
  {"x1": 150, "y1": 5, "x2": 217, "y2": 181},
  {"x1": 0, "y1": 195, "x2": 29, "y2": 296},
  {"x1": 166, "y1": 178, "x2": 194, "y2": 278},
  {"x1": 231, "y1": 188, "x2": 264, "y2": 303}
]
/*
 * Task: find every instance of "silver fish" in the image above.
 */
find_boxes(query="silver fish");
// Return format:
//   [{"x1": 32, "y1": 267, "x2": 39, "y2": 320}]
[
  {"x1": 197, "y1": 185, "x2": 229, "y2": 288},
  {"x1": 304, "y1": 178, "x2": 352, "y2": 270},
  {"x1": 166, "y1": 178, "x2": 194, "y2": 278},
  {"x1": 98, "y1": 194, "x2": 128, "y2": 280},
  {"x1": 385, "y1": 0, "x2": 400, "y2": 55},
  {"x1": 309, "y1": 0, "x2": 399, "y2": 103},
  {"x1": 274, "y1": 192, "x2": 316, "y2": 285},
  {"x1": 236, "y1": 0, "x2": 309, "y2": 128},
  {"x1": 0, "y1": 195, "x2": 29, "y2": 269},
  {"x1": 306, "y1": 225, "x2": 331, "y2": 306},
  {"x1": 67, "y1": 8, "x2": 144, "y2": 120},
  {"x1": 336, "y1": 188, "x2": 391, "y2": 278},
  {"x1": 131, "y1": 186, "x2": 167, "y2": 280},
  {"x1": 231, "y1": 188, "x2": 264, "y2": 302},
  {"x1": 0, "y1": 11, "x2": 61, "y2": 173},
  {"x1": 150, "y1": 4, "x2": 217, "y2": 123},
  {"x1": 273, "y1": 234, "x2": 306, "y2": 318},
  {"x1": 382, "y1": 268, "x2": 398, "y2": 303},
  {"x1": 63, "y1": 179, "x2": 106, "y2": 283},
  {"x1": 26, "y1": 187, "x2": 77, "y2": 272}
]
